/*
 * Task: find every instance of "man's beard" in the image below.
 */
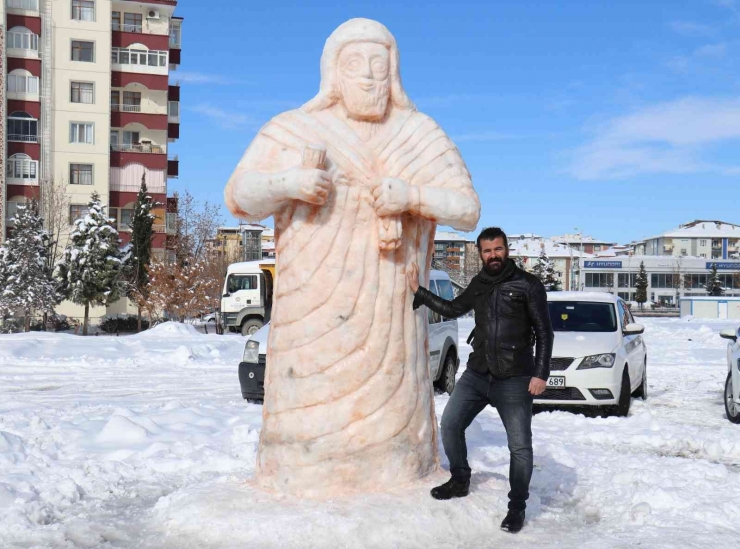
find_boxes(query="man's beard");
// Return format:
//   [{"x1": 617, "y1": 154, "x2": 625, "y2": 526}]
[
  {"x1": 339, "y1": 77, "x2": 390, "y2": 122},
  {"x1": 483, "y1": 255, "x2": 508, "y2": 275}
]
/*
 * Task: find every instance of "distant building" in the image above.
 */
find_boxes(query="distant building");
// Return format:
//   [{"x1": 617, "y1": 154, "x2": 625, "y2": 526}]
[
  {"x1": 551, "y1": 233, "x2": 617, "y2": 255},
  {"x1": 508, "y1": 236, "x2": 592, "y2": 291},
  {"x1": 642, "y1": 220, "x2": 740, "y2": 260},
  {"x1": 433, "y1": 231, "x2": 467, "y2": 270},
  {"x1": 208, "y1": 224, "x2": 275, "y2": 262}
]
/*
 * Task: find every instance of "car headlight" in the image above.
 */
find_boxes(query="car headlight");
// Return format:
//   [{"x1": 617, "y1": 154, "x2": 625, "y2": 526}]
[
  {"x1": 577, "y1": 353, "x2": 616, "y2": 370},
  {"x1": 243, "y1": 340, "x2": 260, "y2": 363}
]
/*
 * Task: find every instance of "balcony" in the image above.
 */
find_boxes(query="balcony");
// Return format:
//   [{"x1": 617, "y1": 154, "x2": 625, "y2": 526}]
[
  {"x1": 168, "y1": 123, "x2": 180, "y2": 140},
  {"x1": 111, "y1": 47, "x2": 168, "y2": 76},
  {"x1": 168, "y1": 101, "x2": 180, "y2": 123},
  {"x1": 111, "y1": 143, "x2": 165, "y2": 154},
  {"x1": 7, "y1": 75, "x2": 40, "y2": 101},
  {"x1": 167, "y1": 156, "x2": 179, "y2": 178},
  {"x1": 112, "y1": 23, "x2": 143, "y2": 34},
  {"x1": 111, "y1": 103, "x2": 142, "y2": 113},
  {"x1": 6, "y1": 30, "x2": 39, "y2": 60},
  {"x1": 8, "y1": 134, "x2": 39, "y2": 143}
]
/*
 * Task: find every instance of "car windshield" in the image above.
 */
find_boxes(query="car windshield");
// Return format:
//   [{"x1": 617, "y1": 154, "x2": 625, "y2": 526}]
[{"x1": 548, "y1": 301, "x2": 618, "y2": 332}]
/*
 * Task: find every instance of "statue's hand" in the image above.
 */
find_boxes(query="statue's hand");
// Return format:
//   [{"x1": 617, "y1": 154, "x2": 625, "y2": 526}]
[
  {"x1": 282, "y1": 167, "x2": 332, "y2": 205},
  {"x1": 372, "y1": 178, "x2": 409, "y2": 216}
]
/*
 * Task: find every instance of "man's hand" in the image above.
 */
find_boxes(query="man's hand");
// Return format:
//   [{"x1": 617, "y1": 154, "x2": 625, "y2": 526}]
[
  {"x1": 281, "y1": 167, "x2": 332, "y2": 205},
  {"x1": 529, "y1": 377, "x2": 547, "y2": 396},
  {"x1": 407, "y1": 263, "x2": 420, "y2": 293},
  {"x1": 372, "y1": 178, "x2": 410, "y2": 216}
]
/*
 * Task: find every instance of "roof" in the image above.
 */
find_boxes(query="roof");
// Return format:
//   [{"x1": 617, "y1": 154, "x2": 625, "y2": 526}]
[
  {"x1": 551, "y1": 233, "x2": 616, "y2": 245},
  {"x1": 508, "y1": 237, "x2": 594, "y2": 259},
  {"x1": 647, "y1": 220, "x2": 740, "y2": 240},
  {"x1": 547, "y1": 291, "x2": 620, "y2": 303},
  {"x1": 226, "y1": 259, "x2": 276, "y2": 273},
  {"x1": 434, "y1": 231, "x2": 466, "y2": 242}
]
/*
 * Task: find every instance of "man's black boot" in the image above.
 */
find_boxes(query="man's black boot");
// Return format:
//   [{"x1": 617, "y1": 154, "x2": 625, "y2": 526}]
[
  {"x1": 430, "y1": 477, "x2": 470, "y2": 500},
  {"x1": 500, "y1": 509, "x2": 526, "y2": 533}
]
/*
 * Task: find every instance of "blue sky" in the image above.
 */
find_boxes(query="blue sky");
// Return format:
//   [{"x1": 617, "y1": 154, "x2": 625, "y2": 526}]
[{"x1": 171, "y1": 0, "x2": 740, "y2": 244}]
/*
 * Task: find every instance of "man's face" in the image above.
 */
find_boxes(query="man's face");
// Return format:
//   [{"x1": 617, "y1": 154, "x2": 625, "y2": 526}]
[
  {"x1": 337, "y1": 42, "x2": 391, "y2": 121},
  {"x1": 479, "y1": 237, "x2": 509, "y2": 274}
]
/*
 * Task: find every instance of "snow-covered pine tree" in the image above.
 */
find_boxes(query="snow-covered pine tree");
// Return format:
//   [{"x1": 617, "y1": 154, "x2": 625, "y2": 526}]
[
  {"x1": 0, "y1": 201, "x2": 58, "y2": 330},
  {"x1": 635, "y1": 261, "x2": 648, "y2": 310},
  {"x1": 532, "y1": 245, "x2": 560, "y2": 290},
  {"x1": 705, "y1": 263, "x2": 724, "y2": 296},
  {"x1": 56, "y1": 192, "x2": 126, "y2": 335},
  {"x1": 125, "y1": 174, "x2": 160, "y2": 332}
]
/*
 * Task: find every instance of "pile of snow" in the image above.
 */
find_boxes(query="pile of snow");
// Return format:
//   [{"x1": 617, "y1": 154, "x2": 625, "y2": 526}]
[{"x1": 1, "y1": 317, "x2": 740, "y2": 547}]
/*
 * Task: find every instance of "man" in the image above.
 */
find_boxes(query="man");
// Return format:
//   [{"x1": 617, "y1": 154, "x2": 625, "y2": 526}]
[
  {"x1": 224, "y1": 19, "x2": 480, "y2": 497},
  {"x1": 408, "y1": 227, "x2": 553, "y2": 533}
]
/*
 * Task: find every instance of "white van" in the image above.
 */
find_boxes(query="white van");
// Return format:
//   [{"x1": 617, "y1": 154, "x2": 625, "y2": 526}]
[
  {"x1": 221, "y1": 259, "x2": 275, "y2": 336},
  {"x1": 238, "y1": 270, "x2": 460, "y2": 403}
]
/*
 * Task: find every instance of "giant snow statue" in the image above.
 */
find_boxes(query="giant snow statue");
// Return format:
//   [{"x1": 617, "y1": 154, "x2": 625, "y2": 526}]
[{"x1": 225, "y1": 18, "x2": 480, "y2": 497}]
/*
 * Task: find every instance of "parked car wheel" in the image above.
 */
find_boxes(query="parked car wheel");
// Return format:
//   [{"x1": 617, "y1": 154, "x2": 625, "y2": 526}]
[
  {"x1": 612, "y1": 368, "x2": 632, "y2": 417},
  {"x1": 241, "y1": 319, "x2": 263, "y2": 337},
  {"x1": 246, "y1": 398, "x2": 263, "y2": 405},
  {"x1": 434, "y1": 352, "x2": 457, "y2": 396},
  {"x1": 633, "y1": 359, "x2": 647, "y2": 400},
  {"x1": 725, "y1": 372, "x2": 740, "y2": 424}
]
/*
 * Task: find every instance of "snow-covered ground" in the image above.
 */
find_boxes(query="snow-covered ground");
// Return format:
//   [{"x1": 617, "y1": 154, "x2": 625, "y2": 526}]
[{"x1": 1, "y1": 317, "x2": 739, "y2": 548}]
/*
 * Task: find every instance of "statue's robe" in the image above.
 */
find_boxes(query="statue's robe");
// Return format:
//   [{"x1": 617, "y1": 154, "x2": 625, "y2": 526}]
[{"x1": 238, "y1": 106, "x2": 477, "y2": 497}]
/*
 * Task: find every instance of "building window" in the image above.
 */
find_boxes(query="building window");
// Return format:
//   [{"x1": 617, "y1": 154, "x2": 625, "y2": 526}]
[
  {"x1": 123, "y1": 131, "x2": 140, "y2": 146},
  {"x1": 168, "y1": 101, "x2": 180, "y2": 117},
  {"x1": 8, "y1": 112, "x2": 38, "y2": 142},
  {"x1": 70, "y1": 164, "x2": 93, "y2": 185},
  {"x1": 7, "y1": 154, "x2": 38, "y2": 180},
  {"x1": 70, "y1": 123, "x2": 94, "y2": 144},
  {"x1": 585, "y1": 273, "x2": 614, "y2": 288},
  {"x1": 123, "y1": 91, "x2": 141, "y2": 111},
  {"x1": 120, "y1": 208, "x2": 135, "y2": 229},
  {"x1": 681, "y1": 249, "x2": 687, "y2": 256},
  {"x1": 650, "y1": 273, "x2": 677, "y2": 289},
  {"x1": 111, "y1": 47, "x2": 167, "y2": 67},
  {"x1": 8, "y1": 27, "x2": 38, "y2": 51},
  {"x1": 69, "y1": 205, "x2": 90, "y2": 224},
  {"x1": 71, "y1": 40, "x2": 95, "y2": 62},
  {"x1": 109, "y1": 208, "x2": 119, "y2": 228},
  {"x1": 169, "y1": 21, "x2": 182, "y2": 48},
  {"x1": 70, "y1": 81, "x2": 94, "y2": 104},
  {"x1": 699, "y1": 240, "x2": 707, "y2": 247},
  {"x1": 8, "y1": 73, "x2": 39, "y2": 94},
  {"x1": 110, "y1": 90, "x2": 120, "y2": 109},
  {"x1": 617, "y1": 273, "x2": 638, "y2": 288},
  {"x1": 712, "y1": 240, "x2": 721, "y2": 248},
  {"x1": 112, "y1": 11, "x2": 121, "y2": 29},
  {"x1": 72, "y1": 0, "x2": 95, "y2": 21},
  {"x1": 124, "y1": 13, "x2": 143, "y2": 32}
]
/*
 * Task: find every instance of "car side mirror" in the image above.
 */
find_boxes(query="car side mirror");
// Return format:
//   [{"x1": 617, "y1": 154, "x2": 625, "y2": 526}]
[
  {"x1": 623, "y1": 323, "x2": 645, "y2": 336},
  {"x1": 720, "y1": 328, "x2": 738, "y2": 342}
]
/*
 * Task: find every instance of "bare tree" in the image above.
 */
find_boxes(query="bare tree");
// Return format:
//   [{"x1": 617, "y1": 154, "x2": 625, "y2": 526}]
[
  {"x1": 173, "y1": 190, "x2": 223, "y2": 264},
  {"x1": 39, "y1": 178, "x2": 71, "y2": 270}
]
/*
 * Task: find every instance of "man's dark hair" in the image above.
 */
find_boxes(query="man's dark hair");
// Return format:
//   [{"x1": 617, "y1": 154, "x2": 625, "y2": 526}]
[{"x1": 476, "y1": 227, "x2": 508, "y2": 251}]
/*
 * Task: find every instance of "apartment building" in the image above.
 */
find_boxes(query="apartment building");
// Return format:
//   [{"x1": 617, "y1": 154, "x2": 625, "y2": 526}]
[
  {"x1": 643, "y1": 220, "x2": 740, "y2": 260},
  {"x1": 551, "y1": 233, "x2": 617, "y2": 255},
  {"x1": 1, "y1": 0, "x2": 182, "y2": 320},
  {"x1": 508, "y1": 236, "x2": 590, "y2": 291}
]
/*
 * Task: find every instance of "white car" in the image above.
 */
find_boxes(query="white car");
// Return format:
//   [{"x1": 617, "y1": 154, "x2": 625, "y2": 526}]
[
  {"x1": 238, "y1": 270, "x2": 460, "y2": 403},
  {"x1": 535, "y1": 292, "x2": 647, "y2": 417},
  {"x1": 719, "y1": 326, "x2": 740, "y2": 424}
]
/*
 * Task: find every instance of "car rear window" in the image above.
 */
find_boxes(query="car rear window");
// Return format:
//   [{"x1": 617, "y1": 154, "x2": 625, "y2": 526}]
[{"x1": 548, "y1": 301, "x2": 618, "y2": 332}]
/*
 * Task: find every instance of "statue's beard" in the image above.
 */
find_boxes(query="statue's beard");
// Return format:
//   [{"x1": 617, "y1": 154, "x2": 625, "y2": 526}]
[{"x1": 339, "y1": 78, "x2": 390, "y2": 122}]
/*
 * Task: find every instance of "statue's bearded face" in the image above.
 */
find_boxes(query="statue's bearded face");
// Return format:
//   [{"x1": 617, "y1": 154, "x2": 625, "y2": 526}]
[{"x1": 337, "y1": 42, "x2": 391, "y2": 121}]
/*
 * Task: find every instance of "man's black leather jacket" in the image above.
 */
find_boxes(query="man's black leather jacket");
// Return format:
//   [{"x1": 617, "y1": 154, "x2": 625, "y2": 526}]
[{"x1": 414, "y1": 265, "x2": 554, "y2": 380}]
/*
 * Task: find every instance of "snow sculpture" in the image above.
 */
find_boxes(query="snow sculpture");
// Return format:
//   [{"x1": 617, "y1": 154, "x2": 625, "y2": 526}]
[{"x1": 225, "y1": 18, "x2": 480, "y2": 497}]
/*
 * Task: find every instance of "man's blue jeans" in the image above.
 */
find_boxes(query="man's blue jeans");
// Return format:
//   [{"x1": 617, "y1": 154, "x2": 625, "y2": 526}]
[{"x1": 440, "y1": 368, "x2": 534, "y2": 511}]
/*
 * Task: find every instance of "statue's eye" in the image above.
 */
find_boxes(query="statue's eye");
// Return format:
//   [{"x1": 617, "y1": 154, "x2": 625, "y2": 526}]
[
  {"x1": 348, "y1": 58, "x2": 362, "y2": 71},
  {"x1": 372, "y1": 60, "x2": 388, "y2": 74}
]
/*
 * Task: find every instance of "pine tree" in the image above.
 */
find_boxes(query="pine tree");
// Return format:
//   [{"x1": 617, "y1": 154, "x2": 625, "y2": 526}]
[
  {"x1": 532, "y1": 246, "x2": 560, "y2": 290},
  {"x1": 55, "y1": 192, "x2": 126, "y2": 335},
  {"x1": 0, "y1": 201, "x2": 58, "y2": 330},
  {"x1": 635, "y1": 261, "x2": 648, "y2": 310},
  {"x1": 706, "y1": 263, "x2": 724, "y2": 296},
  {"x1": 125, "y1": 174, "x2": 160, "y2": 332}
]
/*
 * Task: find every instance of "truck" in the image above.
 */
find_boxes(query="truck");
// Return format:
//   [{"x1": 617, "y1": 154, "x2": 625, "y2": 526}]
[{"x1": 220, "y1": 259, "x2": 276, "y2": 336}]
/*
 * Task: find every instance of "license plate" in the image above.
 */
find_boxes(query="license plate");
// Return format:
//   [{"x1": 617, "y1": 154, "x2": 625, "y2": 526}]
[{"x1": 547, "y1": 376, "x2": 565, "y2": 388}]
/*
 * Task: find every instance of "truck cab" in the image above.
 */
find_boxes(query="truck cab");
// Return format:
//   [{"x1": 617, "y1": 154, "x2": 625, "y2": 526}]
[{"x1": 221, "y1": 259, "x2": 276, "y2": 336}]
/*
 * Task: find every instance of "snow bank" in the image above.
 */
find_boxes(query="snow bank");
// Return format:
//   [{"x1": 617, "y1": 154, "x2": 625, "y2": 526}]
[{"x1": 1, "y1": 317, "x2": 740, "y2": 548}]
